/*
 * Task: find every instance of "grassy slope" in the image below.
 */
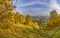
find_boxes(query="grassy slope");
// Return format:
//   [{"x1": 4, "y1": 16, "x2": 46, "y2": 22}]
[
  {"x1": 0, "y1": 24, "x2": 48, "y2": 38},
  {"x1": 46, "y1": 25, "x2": 60, "y2": 38},
  {"x1": 14, "y1": 24, "x2": 47, "y2": 38},
  {"x1": 0, "y1": 24, "x2": 60, "y2": 38}
]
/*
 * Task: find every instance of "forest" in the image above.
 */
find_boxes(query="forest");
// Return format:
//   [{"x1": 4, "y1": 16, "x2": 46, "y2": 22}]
[{"x1": 0, "y1": 0, "x2": 60, "y2": 38}]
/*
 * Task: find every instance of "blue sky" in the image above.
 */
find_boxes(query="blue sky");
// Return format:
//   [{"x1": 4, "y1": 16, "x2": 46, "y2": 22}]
[{"x1": 13, "y1": 0, "x2": 60, "y2": 16}]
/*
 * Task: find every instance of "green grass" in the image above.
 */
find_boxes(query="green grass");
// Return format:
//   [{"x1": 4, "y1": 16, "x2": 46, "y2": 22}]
[{"x1": 46, "y1": 25, "x2": 60, "y2": 38}]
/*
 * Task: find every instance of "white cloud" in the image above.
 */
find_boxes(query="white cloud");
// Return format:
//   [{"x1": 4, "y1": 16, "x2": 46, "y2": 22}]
[
  {"x1": 14, "y1": 0, "x2": 49, "y2": 8},
  {"x1": 49, "y1": 0, "x2": 60, "y2": 14},
  {"x1": 13, "y1": 0, "x2": 60, "y2": 16}
]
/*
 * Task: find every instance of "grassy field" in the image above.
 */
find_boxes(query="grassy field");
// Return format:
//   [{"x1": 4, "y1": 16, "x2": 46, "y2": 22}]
[{"x1": 0, "y1": 24, "x2": 60, "y2": 38}]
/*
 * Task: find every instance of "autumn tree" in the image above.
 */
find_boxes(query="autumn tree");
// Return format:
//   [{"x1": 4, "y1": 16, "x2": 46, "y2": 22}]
[
  {"x1": 25, "y1": 15, "x2": 33, "y2": 26},
  {"x1": 14, "y1": 12, "x2": 25, "y2": 24},
  {"x1": 0, "y1": 0, "x2": 15, "y2": 29},
  {"x1": 46, "y1": 10, "x2": 60, "y2": 30}
]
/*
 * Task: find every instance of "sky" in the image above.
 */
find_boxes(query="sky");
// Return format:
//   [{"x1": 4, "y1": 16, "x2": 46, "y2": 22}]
[{"x1": 13, "y1": 0, "x2": 60, "y2": 16}]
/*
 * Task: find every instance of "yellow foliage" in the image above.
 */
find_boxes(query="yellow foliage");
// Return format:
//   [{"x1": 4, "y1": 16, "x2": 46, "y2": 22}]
[
  {"x1": 0, "y1": 0, "x2": 15, "y2": 29},
  {"x1": 25, "y1": 15, "x2": 35, "y2": 28},
  {"x1": 33, "y1": 22, "x2": 39, "y2": 29},
  {"x1": 14, "y1": 12, "x2": 25, "y2": 24},
  {"x1": 46, "y1": 10, "x2": 60, "y2": 29},
  {"x1": 0, "y1": 0, "x2": 39, "y2": 30}
]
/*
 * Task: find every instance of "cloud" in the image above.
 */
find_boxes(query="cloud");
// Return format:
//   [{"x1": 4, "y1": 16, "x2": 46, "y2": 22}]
[
  {"x1": 21, "y1": 8, "x2": 51, "y2": 16},
  {"x1": 48, "y1": 0, "x2": 60, "y2": 14},
  {"x1": 13, "y1": 0, "x2": 49, "y2": 8},
  {"x1": 13, "y1": 0, "x2": 60, "y2": 16}
]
